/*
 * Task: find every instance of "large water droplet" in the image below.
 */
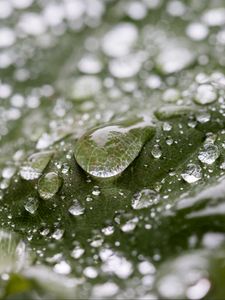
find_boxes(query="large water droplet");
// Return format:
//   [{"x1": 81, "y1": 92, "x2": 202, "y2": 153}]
[
  {"x1": 20, "y1": 151, "x2": 53, "y2": 180},
  {"x1": 74, "y1": 116, "x2": 155, "y2": 178},
  {"x1": 198, "y1": 144, "x2": 220, "y2": 165},
  {"x1": 38, "y1": 172, "x2": 62, "y2": 200},
  {"x1": 181, "y1": 164, "x2": 202, "y2": 183},
  {"x1": 131, "y1": 189, "x2": 160, "y2": 210}
]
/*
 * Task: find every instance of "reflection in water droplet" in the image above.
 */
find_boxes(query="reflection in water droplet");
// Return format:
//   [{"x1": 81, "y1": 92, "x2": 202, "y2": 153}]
[
  {"x1": 132, "y1": 189, "x2": 160, "y2": 210},
  {"x1": 181, "y1": 164, "x2": 202, "y2": 183},
  {"x1": 74, "y1": 116, "x2": 155, "y2": 178},
  {"x1": 198, "y1": 144, "x2": 220, "y2": 165},
  {"x1": 38, "y1": 172, "x2": 62, "y2": 200},
  {"x1": 20, "y1": 151, "x2": 53, "y2": 181}
]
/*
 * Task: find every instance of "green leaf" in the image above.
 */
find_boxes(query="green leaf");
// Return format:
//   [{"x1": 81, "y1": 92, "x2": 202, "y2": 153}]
[{"x1": 1, "y1": 0, "x2": 225, "y2": 299}]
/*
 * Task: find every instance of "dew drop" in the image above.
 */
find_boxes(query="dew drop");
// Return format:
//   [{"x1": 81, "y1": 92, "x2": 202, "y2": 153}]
[
  {"x1": 194, "y1": 84, "x2": 217, "y2": 105},
  {"x1": 220, "y1": 161, "x2": 225, "y2": 170},
  {"x1": 163, "y1": 122, "x2": 172, "y2": 132},
  {"x1": 78, "y1": 54, "x2": 103, "y2": 74},
  {"x1": 52, "y1": 229, "x2": 64, "y2": 240},
  {"x1": 181, "y1": 164, "x2": 202, "y2": 183},
  {"x1": 71, "y1": 246, "x2": 85, "y2": 259},
  {"x1": 70, "y1": 76, "x2": 102, "y2": 101},
  {"x1": 198, "y1": 144, "x2": 220, "y2": 165},
  {"x1": 155, "y1": 105, "x2": 193, "y2": 120},
  {"x1": 131, "y1": 189, "x2": 160, "y2": 210},
  {"x1": 102, "y1": 225, "x2": 115, "y2": 236},
  {"x1": 109, "y1": 54, "x2": 143, "y2": 78},
  {"x1": 163, "y1": 88, "x2": 180, "y2": 103},
  {"x1": 120, "y1": 217, "x2": 138, "y2": 233},
  {"x1": 151, "y1": 144, "x2": 162, "y2": 159},
  {"x1": 20, "y1": 151, "x2": 53, "y2": 181},
  {"x1": 24, "y1": 197, "x2": 39, "y2": 214},
  {"x1": 54, "y1": 260, "x2": 71, "y2": 275},
  {"x1": 38, "y1": 172, "x2": 62, "y2": 200},
  {"x1": 74, "y1": 116, "x2": 155, "y2": 178},
  {"x1": 102, "y1": 23, "x2": 138, "y2": 57},
  {"x1": 196, "y1": 112, "x2": 211, "y2": 123},
  {"x1": 2, "y1": 166, "x2": 16, "y2": 179},
  {"x1": 157, "y1": 46, "x2": 195, "y2": 74},
  {"x1": 68, "y1": 200, "x2": 85, "y2": 216},
  {"x1": 186, "y1": 22, "x2": 208, "y2": 41}
]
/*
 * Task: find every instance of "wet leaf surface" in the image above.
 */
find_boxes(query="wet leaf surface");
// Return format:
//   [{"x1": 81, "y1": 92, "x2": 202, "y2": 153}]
[{"x1": 1, "y1": 0, "x2": 225, "y2": 299}]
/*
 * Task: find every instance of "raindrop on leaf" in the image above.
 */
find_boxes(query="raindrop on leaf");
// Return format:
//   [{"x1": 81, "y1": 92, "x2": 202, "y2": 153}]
[
  {"x1": 20, "y1": 151, "x2": 54, "y2": 181},
  {"x1": 38, "y1": 172, "x2": 62, "y2": 200},
  {"x1": 74, "y1": 116, "x2": 155, "y2": 178}
]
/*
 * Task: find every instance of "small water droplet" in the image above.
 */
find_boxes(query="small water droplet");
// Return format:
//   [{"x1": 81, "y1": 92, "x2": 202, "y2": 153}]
[
  {"x1": 163, "y1": 122, "x2": 172, "y2": 132},
  {"x1": 102, "y1": 23, "x2": 138, "y2": 57},
  {"x1": 2, "y1": 166, "x2": 16, "y2": 179},
  {"x1": 194, "y1": 84, "x2": 217, "y2": 105},
  {"x1": 71, "y1": 246, "x2": 85, "y2": 259},
  {"x1": 38, "y1": 172, "x2": 62, "y2": 200},
  {"x1": 102, "y1": 225, "x2": 115, "y2": 236},
  {"x1": 70, "y1": 76, "x2": 101, "y2": 101},
  {"x1": 109, "y1": 54, "x2": 143, "y2": 78},
  {"x1": 68, "y1": 200, "x2": 85, "y2": 216},
  {"x1": 54, "y1": 260, "x2": 71, "y2": 275},
  {"x1": 198, "y1": 144, "x2": 220, "y2": 165},
  {"x1": 196, "y1": 112, "x2": 211, "y2": 123},
  {"x1": 52, "y1": 228, "x2": 64, "y2": 240},
  {"x1": 132, "y1": 189, "x2": 160, "y2": 210},
  {"x1": 24, "y1": 197, "x2": 39, "y2": 214},
  {"x1": 181, "y1": 164, "x2": 202, "y2": 183},
  {"x1": 121, "y1": 217, "x2": 138, "y2": 233},
  {"x1": 83, "y1": 266, "x2": 98, "y2": 278},
  {"x1": 151, "y1": 144, "x2": 162, "y2": 159},
  {"x1": 157, "y1": 46, "x2": 195, "y2": 74},
  {"x1": 220, "y1": 161, "x2": 225, "y2": 170}
]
